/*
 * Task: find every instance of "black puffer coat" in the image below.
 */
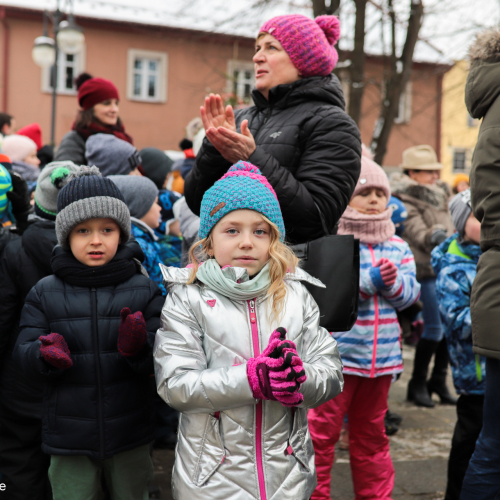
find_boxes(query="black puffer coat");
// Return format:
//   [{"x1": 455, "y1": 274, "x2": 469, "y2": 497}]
[
  {"x1": 0, "y1": 218, "x2": 58, "y2": 417},
  {"x1": 185, "y1": 75, "x2": 361, "y2": 244},
  {"x1": 14, "y1": 241, "x2": 164, "y2": 459}
]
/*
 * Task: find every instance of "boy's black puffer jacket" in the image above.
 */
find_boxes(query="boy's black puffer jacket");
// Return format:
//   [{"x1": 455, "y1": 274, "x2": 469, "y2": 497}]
[
  {"x1": 15, "y1": 242, "x2": 164, "y2": 460},
  {"x1": 184, "y1": 74, "x2": 361, "y2": 244}
]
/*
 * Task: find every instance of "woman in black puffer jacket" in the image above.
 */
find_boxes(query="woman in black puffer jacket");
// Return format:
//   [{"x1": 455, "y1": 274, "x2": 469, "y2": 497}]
[{"x1": 184, "y1": 14, "x2": 361, "y2": 245}]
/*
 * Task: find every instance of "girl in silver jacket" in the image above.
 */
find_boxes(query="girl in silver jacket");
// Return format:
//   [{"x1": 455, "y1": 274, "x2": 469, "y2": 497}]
[{"x1": 154, "y1": 160, "x2": 343, "y2": 500}]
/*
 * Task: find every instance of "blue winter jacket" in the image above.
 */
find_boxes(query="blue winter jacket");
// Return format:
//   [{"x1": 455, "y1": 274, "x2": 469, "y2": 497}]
[
  {"x1": 131, "y1": 219, "x2": 180, "y2": 296},
  {"x1": 431, "y1": 234, "x2": 485, "y2": 395}
]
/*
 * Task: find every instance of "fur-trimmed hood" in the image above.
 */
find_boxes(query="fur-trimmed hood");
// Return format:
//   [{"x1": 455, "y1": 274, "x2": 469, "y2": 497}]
[
  {"x1": 466, "y1": 27, "x2": 500, "y2": 118},
  {"x1": 390, "y1": 172, "x2": 449, "y2": 210},
  {"x1": 469, "y1": 27, "x2": 500, "y2": 63}
]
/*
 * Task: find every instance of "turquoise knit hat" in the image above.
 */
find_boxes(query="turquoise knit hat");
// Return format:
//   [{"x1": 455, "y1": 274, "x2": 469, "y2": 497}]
[
  {"x1": 198, "y1": 161, "x2": 285, "y2": 241},
  {"x1": 0, "y1": 165, "x2": 13, "y2": 218}
]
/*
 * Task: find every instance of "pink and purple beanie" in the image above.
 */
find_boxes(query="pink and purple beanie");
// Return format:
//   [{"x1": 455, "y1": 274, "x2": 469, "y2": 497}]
[
  {"x1": 198, "y1": 161, "x2": 285, "y2": 241},
  {"x1": 259, "y1": 14, "x2": 340, "y2": 77}
]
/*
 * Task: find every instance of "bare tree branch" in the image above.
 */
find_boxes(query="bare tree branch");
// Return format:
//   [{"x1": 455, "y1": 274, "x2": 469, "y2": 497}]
[
  {"x1": 348, "y1": 0, "x2": 368, "y2": 125},
  {"x1": 371, "y1": 0, "x2": 424, "y2": 165},
  {"x1": 312, "y1": 0, "x2": 341, "y2": 17}
]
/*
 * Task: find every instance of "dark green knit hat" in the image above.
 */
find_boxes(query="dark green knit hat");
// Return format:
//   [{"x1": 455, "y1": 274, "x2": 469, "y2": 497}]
[{"x1": 56, "y1": 166, "x2": 131, "y2": 249}]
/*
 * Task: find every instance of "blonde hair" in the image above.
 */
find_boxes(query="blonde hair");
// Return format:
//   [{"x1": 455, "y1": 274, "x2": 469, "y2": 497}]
[{"x1": 187, "y1": 215, "x2": 298, "y2": 323}]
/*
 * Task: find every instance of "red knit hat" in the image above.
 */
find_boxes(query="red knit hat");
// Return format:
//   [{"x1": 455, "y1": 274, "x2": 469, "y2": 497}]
[
  {"x1": 76, "y1": 73, "x2": 119, "y2": 111},
  {"x1": 17, "y1": 123, "x2": 43, "y2": 150}
]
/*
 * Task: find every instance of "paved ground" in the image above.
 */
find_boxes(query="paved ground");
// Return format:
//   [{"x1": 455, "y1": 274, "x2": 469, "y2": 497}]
[{"x1": 151, "y1": 345, "x2": 458, "y2": 499}]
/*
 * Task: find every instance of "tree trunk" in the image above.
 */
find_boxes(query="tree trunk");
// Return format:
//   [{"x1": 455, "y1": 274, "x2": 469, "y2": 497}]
[
  {"x1": 371, "y1": 0, "x2": 424, "y2": 165},
  {"x1": 312, "y1": 0, "x2": 341, "y2": 17},
  {"x1": 348, "y1": 0, "x2": 368, "y2": 125}
]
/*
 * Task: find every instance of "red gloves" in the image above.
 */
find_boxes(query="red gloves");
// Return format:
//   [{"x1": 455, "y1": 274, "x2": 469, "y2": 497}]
[
  {"x1": 39, "y1": 333, "x2": 73, "y2": 370},
  {"x1": 118, "y1": 307, "x2": 148, "y2": 357},
  {"x1": 376, "y1": 258, "x2": 398, "y2": 287},
  {"x1": 247, "y1": 327, "x2": 307, "y2": 407}
]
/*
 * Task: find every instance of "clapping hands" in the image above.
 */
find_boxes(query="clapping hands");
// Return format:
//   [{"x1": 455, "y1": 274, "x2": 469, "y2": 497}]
[{"x1": 200, "y1": 93, "x2": 256, "y2": 163}]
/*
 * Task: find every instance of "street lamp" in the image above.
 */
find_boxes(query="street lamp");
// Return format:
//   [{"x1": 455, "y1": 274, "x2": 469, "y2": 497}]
[
  {"x1": 32, "y1": 36, "x2": 56, "y2": 67},
  {"x1": 57, "y1": 15, "x2": 85, "y2": 55},
  {"x1": 31, "y1": 1, "x2": 84, "y2": 147}
]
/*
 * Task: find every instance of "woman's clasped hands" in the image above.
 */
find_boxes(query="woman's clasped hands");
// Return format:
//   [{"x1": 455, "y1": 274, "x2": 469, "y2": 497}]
[{"x1": 200, "y1": 93, "x2": 256, "y2": 163}]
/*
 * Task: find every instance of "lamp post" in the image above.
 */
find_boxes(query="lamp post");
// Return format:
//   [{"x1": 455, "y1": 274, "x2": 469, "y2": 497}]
[{"x1": 32, "y1": 0, "x2": 84, "y2": 147}]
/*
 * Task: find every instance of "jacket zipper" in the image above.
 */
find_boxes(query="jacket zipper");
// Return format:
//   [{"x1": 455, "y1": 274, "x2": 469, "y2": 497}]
[
  {"x1": 248, "y1": 298, "x2": 267, "y2": 500},
  {"x1": 91, "y1": 288, "x2": 105, "y2": 459},
  {"x1": 368, "y1": 245, "x2": 379, "y2": 378}
]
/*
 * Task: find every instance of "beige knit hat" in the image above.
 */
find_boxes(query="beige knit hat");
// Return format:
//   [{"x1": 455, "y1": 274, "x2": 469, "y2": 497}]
[{"x1": 401, "y1": 145, "x2": 443, "y2": 171}]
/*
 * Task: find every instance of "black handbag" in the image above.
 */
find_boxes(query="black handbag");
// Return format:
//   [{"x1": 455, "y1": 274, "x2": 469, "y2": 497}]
[{"x1": 291, "y1": 209, "x2": 360, "y2": 332}]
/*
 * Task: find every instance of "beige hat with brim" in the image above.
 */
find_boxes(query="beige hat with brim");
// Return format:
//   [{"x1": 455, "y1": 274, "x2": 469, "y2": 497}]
[{"x1": 401, "y1": 145, "x2": 443, "y2": 170}]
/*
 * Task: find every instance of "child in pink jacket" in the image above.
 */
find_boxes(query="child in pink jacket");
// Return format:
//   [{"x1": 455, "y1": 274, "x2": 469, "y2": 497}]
[{"x1": 308, "y1": 152, "x2": 421, "y2": 500}]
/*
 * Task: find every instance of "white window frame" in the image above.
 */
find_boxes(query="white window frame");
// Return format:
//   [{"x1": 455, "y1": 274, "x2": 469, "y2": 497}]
[
  {"x1": 227, "y1": 60, "x2": 255, "y2": 104},
  {"x1": 452, "y1": 148, "x2": 471, "y2": 174},
  {"x1": 394, "y1": 81, "x2": 412, "y2": 124},
  {"x1": 41, "y1": 46, "x2": 86, "y2": 95},
  {"x1": 127, "y1": 49, "x2": 167, "y2": 103}
]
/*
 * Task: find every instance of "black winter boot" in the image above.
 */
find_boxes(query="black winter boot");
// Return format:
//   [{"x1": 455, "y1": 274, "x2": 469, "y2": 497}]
[
  {"x1": 407, "y1": 338, "x2": 439, "y2": 407},
  {"x1": 427, "y1": 338, "x2": 458, "y2": 405}
]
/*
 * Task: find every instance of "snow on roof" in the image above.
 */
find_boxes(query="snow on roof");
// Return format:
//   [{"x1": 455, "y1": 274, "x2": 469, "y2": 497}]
[{"x1": 2, "y1": 0, "x2": 498, "y2": 64}]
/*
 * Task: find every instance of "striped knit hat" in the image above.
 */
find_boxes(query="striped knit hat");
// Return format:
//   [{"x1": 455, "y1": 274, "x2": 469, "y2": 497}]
[
  {"x1": 0, "y1": 165, "x2": 12, "y2": 218},
  {"x1": 34, "y1": 161, "x2": 80, "y2": 220},
  {"x1": 259, "y1": 15, "x2": 340, "y2": 77},
  {"x1": 198, "y1": 161, "x2": 285, "y2": 241},
  {"x1": 56, "y1": 166, "x2": 130, "y2": 249}
]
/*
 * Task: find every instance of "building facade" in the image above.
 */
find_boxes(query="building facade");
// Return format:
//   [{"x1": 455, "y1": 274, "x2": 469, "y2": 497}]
[
  {"x1": 0, "y1": 5, "x2": 450, "y2": 167},
  {"x1": 440, "y1": 59, "x2": 480, "y2": 186}
]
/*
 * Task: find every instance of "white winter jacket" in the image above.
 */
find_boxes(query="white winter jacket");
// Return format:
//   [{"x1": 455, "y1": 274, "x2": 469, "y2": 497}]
[{"x1": 154, "y1": 265, "x2": 343, "y2": 500}]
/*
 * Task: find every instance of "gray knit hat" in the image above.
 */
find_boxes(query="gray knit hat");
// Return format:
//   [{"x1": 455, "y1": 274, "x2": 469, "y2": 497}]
[
  {"x1": 108, "y1": 175, "x2": 158, "y2": 219},
  {"x1": 34, "y1": 161, "x2": 80, "y2": 220},
  {"x1": 56, "y1": 166, "x2": 131, "y2": 249},
  {"x1": 449, "y1": 188, "x2": 472, "y2": 237},
  {"x1": 85, "y1": 134, "x2": 141, "y2": 176}
]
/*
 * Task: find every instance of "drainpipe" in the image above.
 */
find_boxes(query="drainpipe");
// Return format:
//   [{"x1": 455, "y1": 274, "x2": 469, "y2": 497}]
[
  {"x1": 0, "y1": 7, "x2": 9, "y2": 112},
  {"x1": 436, "y1": 72, "x2": 443, "y2": 162}
]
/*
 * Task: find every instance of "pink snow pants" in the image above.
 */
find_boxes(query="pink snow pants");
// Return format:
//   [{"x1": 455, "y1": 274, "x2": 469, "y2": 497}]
[{"x1": 308, "y1": 374, "x2": 394, "y2": 500}]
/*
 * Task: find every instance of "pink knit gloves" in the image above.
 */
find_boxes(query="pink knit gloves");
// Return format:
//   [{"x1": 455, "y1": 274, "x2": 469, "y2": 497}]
[
  {"x1": 39, "y1": 333, "x2": 73, "y2": 370},
  {"x1": 247, "y1": 327, "x2": 307, "y2": 407},
  {"x1": 376, "y1": 258, "x2": 398, "y2": 287},
  {"x1": 118, "y1": 307, "x2": 147, "y2": 357}
]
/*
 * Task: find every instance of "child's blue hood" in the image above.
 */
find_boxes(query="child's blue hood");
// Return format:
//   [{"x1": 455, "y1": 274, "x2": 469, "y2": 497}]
[{"x1": 431, "y1": 233, "x2": 481, "y2": 275}]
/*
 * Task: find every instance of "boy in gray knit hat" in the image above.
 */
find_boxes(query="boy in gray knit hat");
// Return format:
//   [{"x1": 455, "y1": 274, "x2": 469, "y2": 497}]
[
  {"x1": 14, "y1": 166, "x2": 164, "y2": 500},
  {"x1": 108, "y1": 174, "x2": 173, "y2": 295}
]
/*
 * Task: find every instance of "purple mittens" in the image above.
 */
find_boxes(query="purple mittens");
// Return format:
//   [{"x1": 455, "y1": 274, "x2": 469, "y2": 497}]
[
  {"x1": 117, "y1": 307, "x2": 148, "y2": 357},
  {"x1": 39, "y1": 333, "x2": 73, "y2": 370},
  {"x1": 247, "y1": 327, "x2": 307, "y2": 407}
]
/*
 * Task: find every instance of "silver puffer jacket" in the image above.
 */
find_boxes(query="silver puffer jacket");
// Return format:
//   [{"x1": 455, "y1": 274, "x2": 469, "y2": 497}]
[{"x1": 154, "y1": 265, "x2": 343, "y2": 500}]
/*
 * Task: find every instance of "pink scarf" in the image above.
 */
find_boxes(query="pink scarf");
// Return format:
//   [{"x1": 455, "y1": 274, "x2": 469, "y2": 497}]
[{"x1": 337, "y1": 205, "x2": 395, "y2": 244}]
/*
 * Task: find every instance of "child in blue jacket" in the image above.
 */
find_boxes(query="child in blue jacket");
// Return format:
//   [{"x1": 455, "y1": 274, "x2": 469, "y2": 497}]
[
  {"x1": 109, "y1": 175, "x2": 179, "y2": 295},
  {"x1": 432, "y1": 189, "x2": 485, "y2": 500}
]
